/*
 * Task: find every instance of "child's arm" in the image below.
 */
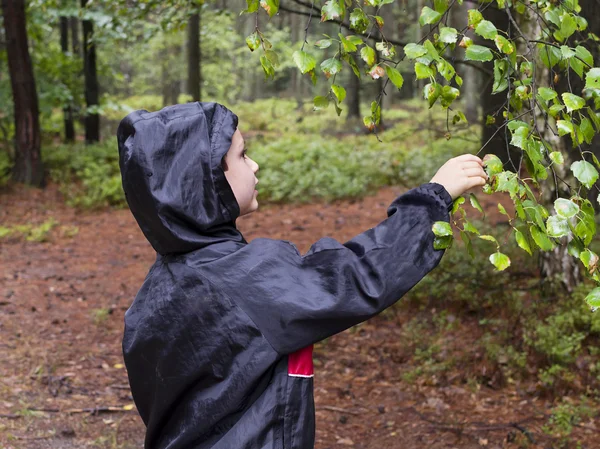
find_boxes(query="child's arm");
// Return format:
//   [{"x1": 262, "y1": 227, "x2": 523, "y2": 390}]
[{"x1": 210, "y1": 155, "x2": 487, "y2": 355}]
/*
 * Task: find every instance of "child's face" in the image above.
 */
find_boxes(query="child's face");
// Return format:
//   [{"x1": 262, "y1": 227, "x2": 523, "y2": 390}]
[{"x1": 223, "y1": 129, "x2": 260, "y2": 216}]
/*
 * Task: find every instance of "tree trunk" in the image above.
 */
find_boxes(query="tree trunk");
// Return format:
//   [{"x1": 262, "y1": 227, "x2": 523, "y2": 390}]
[
  {"x1": 187, "y1": 11, "x2": 201, "y2": 102},
  {"x1": 346, "y1": 70, "x2": 361, "y2": 121},
  {"x1": 455, "y1": 1, "x2": 479, "y2": 122},
  {"x1": 480, "y1": 6, "x2": 514, "y2": 165},
  {"x1": 537, "y1": 0, "x2": 600, "y2": 291},
  {"x1": 70, "y1": 16, "x2": 80, "y2": 57},
  {"x1": 81, "y1": 0, "x2": 100, "y2": 143},
  {"x1": 60, "y1": 15, "x2": 75, "y2": 142},
  {"x1": 2, "y1": 0, "x2": 44, "y2": 186}
]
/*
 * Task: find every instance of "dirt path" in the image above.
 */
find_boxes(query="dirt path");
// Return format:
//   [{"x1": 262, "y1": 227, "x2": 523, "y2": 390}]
[{"x1": 0, "y1": 184, "x2": 590, "y2": 449}]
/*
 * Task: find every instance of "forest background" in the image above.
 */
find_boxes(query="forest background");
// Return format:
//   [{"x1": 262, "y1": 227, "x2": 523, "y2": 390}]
[{"x1": 1, "y1": 0, "x2": 600, "y2": 447}]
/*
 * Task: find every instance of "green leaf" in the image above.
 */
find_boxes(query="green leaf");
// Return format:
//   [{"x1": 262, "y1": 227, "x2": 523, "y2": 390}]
[
  {"x1": 349, "y1": 8, "x2": 369, "y2": 33},
  {"x1": 493, "y1": 59, "x2": 509, "y2": 93},
  {"x1": 546, "y1": 215, "x2": 570, "y2": 238},
  {"x1": 561, "y1": 45, "x2": 576, "y2": 59},
  {"x1": 475, "y1": 20, "x2": 497, "y2": 39},
  {"x1": 331, "y1": 84, "x2": 346, "y2": 103},
  {"x1": 571, "y1": 160, "x2": 599, "y2": 188},
  {"x1": 415, "y1": 62, "x2": 434, "y2": 79},
  {"x1": 313, "y1": 95, "x2": 330, "y2": 111},
  {"x1": 464, "y1": 220, "x2": 480, "y2": 235},
  {"x1": 404, "y1": 43, "x2": 427, "y2": 59},
  {"x1": 452, "y1": 196, "x2": 465, "y2": 215},
  {"x1": 557, "y1": 120, "x2": 574, "y2": 136},
  {"x1": 585, "y1": 67, "x2": 600, "y2": 89},
  {"x1": 585, "y1": 287, "x2": 600, "y2": 308},
  {"x1": 246, "y1": 32, "x2": 261, "y2": 51},
  {"x1": 489, "y1": 252, "x2": 511, "y2": 271},
  {"x1": 440, "y1": 85, "x2": 460, "y2": 108},
  {"x1": 562, "y1": 93, "x2": 586, "y2": 112},
  {"x1": 460, "y1": 231, "x2": 475, "y2": 259},
  {"x1": 260, "y1": 54, "x2": 275, "y2": 79},
  {"x1": 434, "y1": 236, "x2": 453, "y2": 250},
  {"x1": 261, "y1": 0, "x2": 279, "y2": 17},
  {"x1": 538, "y1": 87, "x2": 557, "y2": 101},
  {"x1": 515, "y1": 229, "x2": 532, "y2": 255},
  {"x1": 342, "y1": 53, "x2": 361, "y2": 78},
  {"x1": 423, "y1": 83, "x2": 442, "y2": 108},
  {"x1": 571, "y1": 56, "x2": 584, "y2": 79},
  {"x1": 385, "y1": 66, "x2": 404, "y2": 90},
  {"x1": 510, "y1": 126, "x2": 529, "y2": 150},
  {"x1": 321, "y1": 0, "x2": 343, "y2": 21},
  {"x1": 498, "y1": 203, "x2": 508, "y2": 215},
  {"x1": 439, "y1": 27, "x2": 458, "y2": 44},
  {"x1": 580, "y1": 117, "x2": 595, "y2": 144},
  {"x1": 538, "y1": 43, "x2": 562, "y2": 68},
  {"x1": 467, "y1": 9, "x2": 483, "y2": 27},
  {"x1": 550, "y1": 152, "x2": 564, "y2": 165},
  {"x1": 469, "y1": 193, "x2": 484, "y2": 215},
  {"x1": 432, "y1": 221, "x2": 453, "y2": 237},
  {"x1": 479, "y1": 234, "x2": 498, "y2": 245},
  {"x1": 483, "y1": 155, "x2": 503, "y2": 179},
  {"x1": 243, "y1": 0, "x2": 259, "y2": 13},
  {"x1": 437, "y1": 59, "x2": 455, "y2": 81},
  {"x1": 315, "y1": 39, "x2": 333, "y2": 49},
  {"x1": 360, "y1": 46, "x2": 376, "y2": 66},
  {"x1": 320, "y1": 58, "x2": 342, "y2": 78},
  {"x1": 530, "y1": 225, "x2": 555, "y2": 251},
  {"x1": 293, "y1": 50, "x2": 316, "y2": 74},
  {"x1": 580, "y1": 249, "x2": 598, "y2": 271},
  {"x1": 433, "y1": 0, "x2": 449, "y2": 13},
  {"x1": 419, "y1": 6, "x2": 442, "y2": 26},
  {"x1": 494, "y1": 35, "x2": 514, "y2": 54},
  {"x1": 558, "y1": 13, "x2": 577, "y2": 41},
  {"x1": 465, "y1": 45, "x2": 493, "y2": 62},
  {"x1": 575, "y1": 45, "x2": 593, "y2": 67}
]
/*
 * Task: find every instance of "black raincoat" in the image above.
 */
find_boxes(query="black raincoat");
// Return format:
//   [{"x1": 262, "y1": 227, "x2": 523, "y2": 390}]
[{"x1": 117, "y1": 102, "x2": 453, "y2": 449}]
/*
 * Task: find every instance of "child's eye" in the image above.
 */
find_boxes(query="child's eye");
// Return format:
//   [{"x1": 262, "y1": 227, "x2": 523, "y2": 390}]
[{"x1": 242, "y1": 149, "x2": 248, "y2": 158}]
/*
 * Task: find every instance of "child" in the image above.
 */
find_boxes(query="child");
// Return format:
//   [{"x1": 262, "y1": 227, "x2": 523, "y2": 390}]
[{"x1": 117, "y1": 102, "x2": 487, "y2": 449}]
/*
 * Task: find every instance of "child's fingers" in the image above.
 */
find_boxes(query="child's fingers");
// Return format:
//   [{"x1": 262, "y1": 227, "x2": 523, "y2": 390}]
[
  {"x1": 454, "y1": 154, "x2": 483, "y2": 165},
  {"x1": 466, "y1": 176, "x2": 488, "y2": 189},
  {"x1": 463, "y1": 167, "x2": 488, "y2": 178}
]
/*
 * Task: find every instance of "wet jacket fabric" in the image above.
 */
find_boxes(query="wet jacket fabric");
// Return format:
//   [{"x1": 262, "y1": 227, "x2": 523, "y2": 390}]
[{"x1": 117, "y1": 102, "x2": 453, "y2": 449}]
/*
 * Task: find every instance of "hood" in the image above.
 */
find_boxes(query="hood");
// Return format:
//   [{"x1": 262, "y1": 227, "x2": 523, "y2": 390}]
[{"x1": 117, "y1": 102, "x2": 245, "y2": 255}]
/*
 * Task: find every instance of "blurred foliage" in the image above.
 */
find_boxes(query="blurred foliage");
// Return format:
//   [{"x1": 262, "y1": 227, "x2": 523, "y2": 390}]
[{"x1": 30, "y1": 98, "x2": 476, "y2": 208}]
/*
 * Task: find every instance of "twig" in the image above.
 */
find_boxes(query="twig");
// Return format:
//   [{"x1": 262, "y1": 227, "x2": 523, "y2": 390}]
[
  {"x1": 26, "y1": 405, "x2": 134, "y2": 415},
  {"x1": 322, "y1": 405, "x2": 362, "y2": 416}
]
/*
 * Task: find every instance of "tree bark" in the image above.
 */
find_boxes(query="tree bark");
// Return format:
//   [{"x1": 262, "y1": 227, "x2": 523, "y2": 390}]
[
  {"x1": 480, "y1": 6, "x2": 514, "y2": 165},
  {"x1": 2, "y1": 0, "x2": 44, "y2": 186},
  {"x1": 346, "y1": 67, "x2": 361, "y2": 120},
  {"x1": 536, "y1": 0, "x2": 600, "y2": 291},
  {"x1": 81, "y1": 0, "x2": 100, "y2": 143},
  {"x1": 187, "y1": 11, "x2": 201, "y2": 102},
  {"x1": 60, "y1": 15, "x2": 75, "y2": 142},
  {"x1": 70, "y1": 16, "x2": 80, "y2": 57}
]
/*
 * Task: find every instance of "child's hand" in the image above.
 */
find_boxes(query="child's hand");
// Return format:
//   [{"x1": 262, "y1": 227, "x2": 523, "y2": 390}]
[{"x1": 430, "y1": 154, "x2": 488, "y2": 200}]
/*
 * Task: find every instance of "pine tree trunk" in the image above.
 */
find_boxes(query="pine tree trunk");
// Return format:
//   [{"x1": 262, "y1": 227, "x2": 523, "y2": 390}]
[
  {"x1": 2, "y1": 0, "x2": 44, "y2": 187},
  {"x1": 187, "y1": 11, "x2": 201, "y2": 102},
  {"x1": 60, "y1": 15, "x2": 75, "y2": 142},
  {"x1": 81, "y1": 0, "x2": 100, "y2": 143}
]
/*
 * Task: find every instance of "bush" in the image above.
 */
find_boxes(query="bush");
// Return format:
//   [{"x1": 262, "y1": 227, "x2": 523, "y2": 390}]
[{"x1": 43, "y1": 140, "x2": 124, "y2": 208}]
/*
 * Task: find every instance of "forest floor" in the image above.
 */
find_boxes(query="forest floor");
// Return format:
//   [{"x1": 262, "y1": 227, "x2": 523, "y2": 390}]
[{"x1": 0, "y1": 183, "x2": 596, "y2": 449}]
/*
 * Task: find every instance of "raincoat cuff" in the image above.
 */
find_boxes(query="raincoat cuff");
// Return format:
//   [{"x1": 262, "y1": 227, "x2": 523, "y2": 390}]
[{"x1": 419, "y1": 182, "x2": 454, "y2": 213}]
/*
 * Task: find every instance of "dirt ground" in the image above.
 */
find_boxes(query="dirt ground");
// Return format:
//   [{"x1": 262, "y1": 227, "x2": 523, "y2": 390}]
[{"x1": 0, "y1": 184, "x2": 596, "y2": 449}]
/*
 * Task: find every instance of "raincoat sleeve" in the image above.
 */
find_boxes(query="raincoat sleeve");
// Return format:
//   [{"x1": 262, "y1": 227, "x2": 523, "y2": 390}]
[{"x1": 216, "y1": 182, "x2": 453, "y2": 355}]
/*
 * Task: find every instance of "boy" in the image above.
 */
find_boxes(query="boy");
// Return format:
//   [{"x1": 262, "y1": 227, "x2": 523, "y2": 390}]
[{"x1": 117, "y1": 102, "x2": 487, "y2": 449}]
